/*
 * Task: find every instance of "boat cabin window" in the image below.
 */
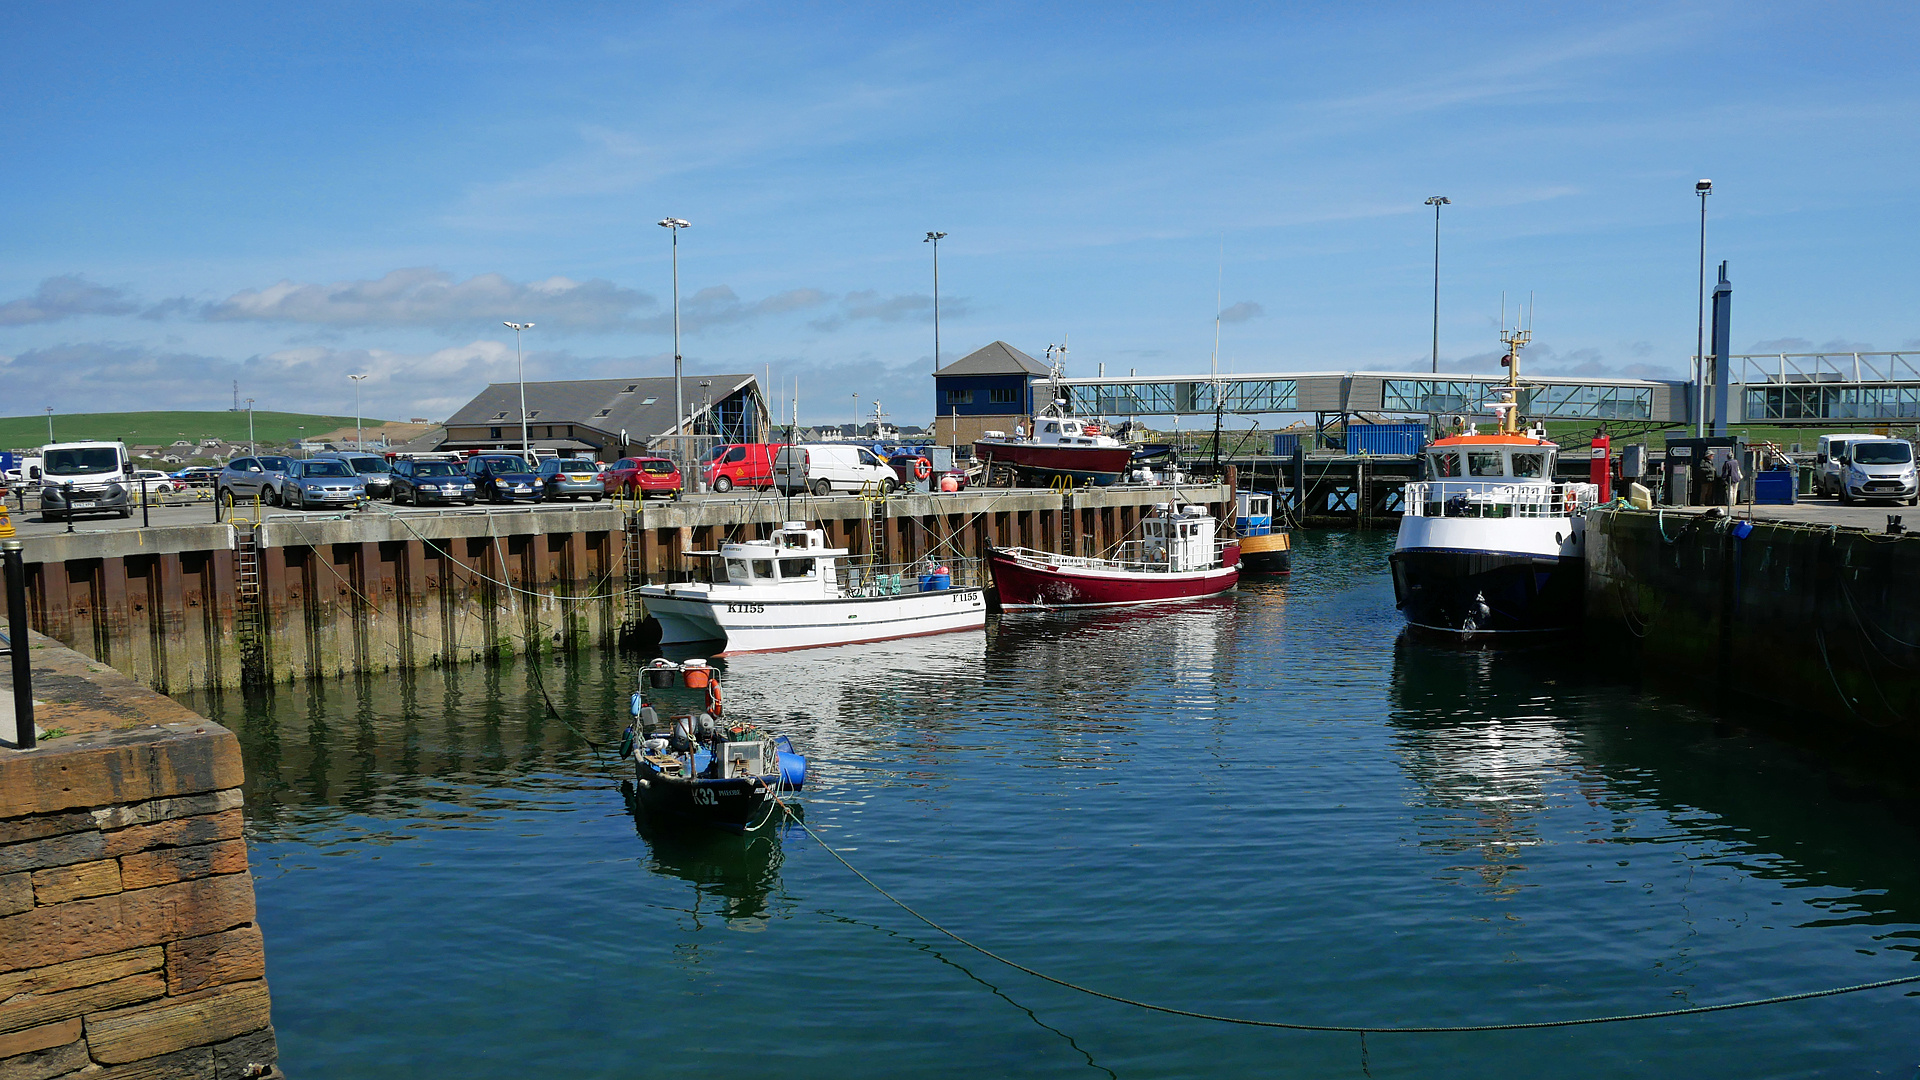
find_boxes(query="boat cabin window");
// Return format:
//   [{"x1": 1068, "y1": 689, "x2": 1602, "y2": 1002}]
[
  {"x1": 1467, "y1": 451, "x2": 1505, "y2": 477},
  {"x1": 752, "y1": 559, "x2": 775, "y2": 579},
  {"x1": 1431, "y1": 451, "x2": 1462, "y2": 478},
  {"x1": 727, "y1": 559, "x2": 751, "y2": 580},
  {"x1": 1044, "y1": 422, "x2": 1059, "y2": 434},
  {"x1": 1510, "y1": 452, "x2": 1547, "y2": 478},
  {"x1": 778, "y1": 557, "x2": 815, "y2": 579}
]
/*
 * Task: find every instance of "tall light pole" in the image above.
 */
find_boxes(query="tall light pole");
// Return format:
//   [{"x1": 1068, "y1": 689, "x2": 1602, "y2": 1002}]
[
  {"x1": 348, "y1": 374, "x2": 369, "y2": 451},
  {"x1": 1424, "y1": 197, "x2": 1449, "y2": 377},
  {"x1": 924, "y1": 231, "x2": 947, "y2": 374},
  {"x1": 44, "y1": 407, "x2": 53, "y2": 443},
  {"x1": 658, "y1": 218, "x2": 690, "y2": 470},
  {"x1": 245, "y1": 398, "x2": 256, "y2": 455},
  {"x1": 503, "y1": 322, "x2": 534, "y2": 459},
  {"x1": 1694, "y1": 179, "x2": 1712, "y2": 438}
]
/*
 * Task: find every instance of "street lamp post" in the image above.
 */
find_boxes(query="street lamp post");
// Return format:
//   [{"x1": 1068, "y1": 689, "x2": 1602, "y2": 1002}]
[
  {"x1": 245, "y1": 399, "x2": 256, "y2": 456},
  {"x1": 44, "y1": 407, "x2": 52, "y2": 443},
  {"x1": 503, "y1": 322, "x2": 535, "y2": 460},
  {"x1": 924, "y1": 231, "x2": 947, "y2": 374},
  {"x1": 1424, "y1": 197, "x2": 1449, "y2": 376},
  {"x1": 1694, "y1": 179, "x2": 1713, "y2": 438},
  {"x1": 658, "y1": 218, "x2": 691, "y2": 472},
  {"x1": 348, "y1": 374, "x2": 369, "y2": 451}
]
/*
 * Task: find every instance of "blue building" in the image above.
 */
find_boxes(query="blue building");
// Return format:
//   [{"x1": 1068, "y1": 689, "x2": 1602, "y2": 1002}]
[{"x1": 931, "y1": 341, "x2": 1050, "y2": 446}]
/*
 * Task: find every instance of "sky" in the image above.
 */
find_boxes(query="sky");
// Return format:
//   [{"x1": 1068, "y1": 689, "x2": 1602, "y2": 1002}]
[{"x1": 3, "y1": 2, "x2": 1919, "y2": 426}]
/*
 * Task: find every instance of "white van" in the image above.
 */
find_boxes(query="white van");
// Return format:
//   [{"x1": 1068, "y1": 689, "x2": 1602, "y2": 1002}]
[
  {"x1": 1834, "y1": 437, "x2": 1919, "y2": 506},
  {"x1": 1815, "y1": 433, "x2": 1880, "y2": 497},
  {"x1": 775, "y1": 443, "x2": 898, "y2": 496},
  {"x1": 37, "y1": 441, "x2": 133, "y2": 521}
]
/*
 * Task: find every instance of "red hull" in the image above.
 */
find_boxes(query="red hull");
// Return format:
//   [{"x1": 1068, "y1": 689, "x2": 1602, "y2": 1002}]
[
  {"x1": 987, "y1": 545, "x2": 1240, "y2": 609},
  {"x1": 973, "y1": 440, "x2": 1135, "y2": 486}
]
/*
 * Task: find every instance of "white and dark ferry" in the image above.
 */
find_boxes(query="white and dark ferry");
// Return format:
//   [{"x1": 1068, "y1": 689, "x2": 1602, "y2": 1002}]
[{"x1": 1389, "y1": 326, "x2": 1599, "y2": 637}]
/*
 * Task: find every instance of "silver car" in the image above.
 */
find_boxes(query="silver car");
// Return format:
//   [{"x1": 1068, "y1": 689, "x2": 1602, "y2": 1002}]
[
  {"x1": 217, "y1": 455, "x2": 295, "y2": 507},
  {"x1": 538, "y1": 457, "x2": 605, "y2": 501},
  {"x1": 281, "y1": 459, "x2": 367, "y2": 510}
]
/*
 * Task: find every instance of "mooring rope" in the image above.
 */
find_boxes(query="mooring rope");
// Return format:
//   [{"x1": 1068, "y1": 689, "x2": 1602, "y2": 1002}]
[{"x1": 777, "y1": 803, "x2": 1920, "y2": 1034}]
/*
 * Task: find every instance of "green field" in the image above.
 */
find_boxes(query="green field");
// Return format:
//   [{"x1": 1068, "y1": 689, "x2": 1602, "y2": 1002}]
[{"x1": 0, "y1": 410, "x2": 390, "y2": 451}]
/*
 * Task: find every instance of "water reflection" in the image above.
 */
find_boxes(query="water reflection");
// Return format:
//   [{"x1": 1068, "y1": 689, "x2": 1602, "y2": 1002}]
[{"x1": 624, "y1": 781, "x2": 793, "y2": 931}]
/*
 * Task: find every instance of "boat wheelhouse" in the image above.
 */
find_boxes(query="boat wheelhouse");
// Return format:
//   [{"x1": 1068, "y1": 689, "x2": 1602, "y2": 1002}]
[
  {"x1": 639, "y1": 521, "x2": 987, "y2": 653},
  {"x1": 1234, "y1": 490, "x2": 1292, "y2": 575}
]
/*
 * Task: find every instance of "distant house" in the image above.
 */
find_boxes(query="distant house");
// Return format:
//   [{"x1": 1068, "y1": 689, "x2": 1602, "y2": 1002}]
[
  {"x1": 931, "y1": 341, "x2": 1050, "y2": 447},
  {"x1": 440, "y1": 374, "x2": 770, "y2": 459}
]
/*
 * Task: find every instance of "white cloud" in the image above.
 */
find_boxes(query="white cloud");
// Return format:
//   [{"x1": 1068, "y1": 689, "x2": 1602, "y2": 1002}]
[
  {"x1": 809, "y1": 291, "x2": 970, "y2": 332},
  {"x1": 636, "y1": 285, "x2": 831, "y2": 334},
  {"x1": 201, "y1": 268, "x2": 657, "y2": 332},
  {"x1": 1218, "y1": 301, "x2": 1263, "y2": 324},
  {"x1": 0, "y1": 276, "x2": 140, "y2": 325}
]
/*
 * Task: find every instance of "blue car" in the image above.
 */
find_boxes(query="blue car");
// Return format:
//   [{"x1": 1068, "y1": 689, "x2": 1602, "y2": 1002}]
[{"x1": 467, "y1": 453, "x2": 543, "y2": 503}]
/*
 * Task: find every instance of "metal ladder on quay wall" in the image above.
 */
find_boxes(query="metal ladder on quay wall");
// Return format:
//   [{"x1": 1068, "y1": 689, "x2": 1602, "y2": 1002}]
[{"x1": 232, "y1": 522, "x2": 266, "y2": 682}]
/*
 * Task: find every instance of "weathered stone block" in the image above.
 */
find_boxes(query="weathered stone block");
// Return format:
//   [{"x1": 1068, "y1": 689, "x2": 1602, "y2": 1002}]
[
  {"x1": 0, "y1": 971, "x2": 163, "y2": 1037},
  {"x1": 0, "y1": 726, "x2": 243, "y2": 821},
  {"x1": 210, "y1": 1025, "x2": 277, "y2": 1080},
  {"x1": 0, "y1": 1033, "x2": 86, "y2": 1080},
  {"x1": 163, "y1": 927, "x2": 263, "y2": 996},
  {"x1": 0, "y1": 813, "x2": 94, "y2": 847},
  {"x1": 0, "y1": 1019, "x2": 80, "y2": 1060},
  {"x1": 120, "y1": 841, "x2": 246, "y2": 893},
  {"x1": 0, "y1": 948, "x2": 161, "y2": 1002},
  {"x1": 68, "y1": 1043, "x2": 214, "y2": 1079},
  {"x1": 0, "y1": 833, "x2": 106, "y2": 877},
  {"x1": 89, "y1": 790, "x2": 242, "y2": 833},
  {"x1": 0, "y1": 874, "x2": 29, "y2": 917},
  {"x1": 83, "y1": 980, "x2": 271, "y2": 1065},
  {"x1": 0, "y1": 875, "x2": 254, "y2": 974},
  {"x1": 31, "y1": 860, "x2": 121, "y2": 905},
  {"x1": 102, "y1": 811, "x2": 242, "y2": 860}
]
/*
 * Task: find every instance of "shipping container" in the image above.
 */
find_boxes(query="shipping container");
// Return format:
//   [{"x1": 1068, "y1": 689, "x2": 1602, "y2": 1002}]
[
  {"x1": 1345, "y1": 423, "x2": 1427, "y2": 456},
  {"x1": 1272, "y1": 433, "x2": 1304, "y2": 457}
]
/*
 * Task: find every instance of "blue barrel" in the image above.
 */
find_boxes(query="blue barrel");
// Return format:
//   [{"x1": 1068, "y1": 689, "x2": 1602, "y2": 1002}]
[{"x1": 918, "y1": 572, "x2": 951, "y2": 591}]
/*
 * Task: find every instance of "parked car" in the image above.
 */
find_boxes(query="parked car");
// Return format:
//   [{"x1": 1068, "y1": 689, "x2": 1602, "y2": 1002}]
[
  {"x1": 537, "y1": 457, "x2": 606, "y2": 501},
  {"x1": 1815, "y1": 433, "x2": 1881, "y2": 497},
  {"x1": 390, "y1": 459, "x2": 477, "y2": 505},
  {"x1": 312, "y1": 452, "x2": 394, "y2": 498},
  {"x1": 216, "y1": 456, "x2": 295, "y2": 506},
  {"x1": 602, "y1": 457, "x2": 682, "y2": 499},
  {"x1": 280, "y1": 458, "x2": 368, "y2": 510},
  {"x1": 38, "y1": 442, "x2": 133, "y2": 521},
  {"x1": 466, "y1": 453, "x2": 544, "y2": 503},
  {"x1": 170, "y1": 466, "x2": 221, "y2": 487},
  {"x1": 703, "y1": 443, "x2": 782, "y2": 493},
  {"x1": 774, "y1": 443, "x2": 898, "y2": 496},
  {"x1": 130, "y1": 469, "x2": 184, "y2": 494},
  {"x1": 1837, "y1": 438, "x2": 1919, "y2": 506}
]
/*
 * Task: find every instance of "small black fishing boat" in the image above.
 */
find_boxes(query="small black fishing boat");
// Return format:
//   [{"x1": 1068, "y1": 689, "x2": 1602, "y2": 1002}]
[{"x1": 622, "y1": 658, "x2": 807, "y2": 833}]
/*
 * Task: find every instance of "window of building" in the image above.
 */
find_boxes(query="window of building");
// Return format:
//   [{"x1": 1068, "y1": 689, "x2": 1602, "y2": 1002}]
[
  {"x1": 489, "y1": 427, "x2": 502, "y2": 440},
  {"x1": 641, "y1": 397, "x2": 656, "y2": 405},
  {"x1": 621, "y1": 385, "x2": 638, "y2": 393},
  {"x1": 989, "y1": 387, "x2": 1018, "y2": 404},
  {"x1": 491, "y1": 412, "x2": 508, "y2": 421},
  {"x1": 945, "y1": 389, "x2": 973, "y2": 405},
  {"x1": 526, "y1": 411, "x2": 540, "y2": 419},
  {"x1": 567, "y1": 426, "x2": 574, "y2": 437},
  {"x1": 594, "y1": 409, "x2": 612, "y2": 418}
]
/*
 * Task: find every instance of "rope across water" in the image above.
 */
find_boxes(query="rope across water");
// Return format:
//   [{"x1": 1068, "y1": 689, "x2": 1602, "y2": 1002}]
[{"x1": 777, "y1": 803, "x2": 1920, "y2": 1034}]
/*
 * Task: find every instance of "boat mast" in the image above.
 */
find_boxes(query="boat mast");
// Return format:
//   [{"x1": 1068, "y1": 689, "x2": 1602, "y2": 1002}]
[{"x1": 1496, "y1": 300, "x2": 1531, "y2": 436}]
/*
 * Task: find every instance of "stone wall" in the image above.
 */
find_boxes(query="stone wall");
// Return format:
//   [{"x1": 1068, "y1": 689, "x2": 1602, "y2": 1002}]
[{"x1": 0, "y1": 633, "x2": 278, "y2": 1079}]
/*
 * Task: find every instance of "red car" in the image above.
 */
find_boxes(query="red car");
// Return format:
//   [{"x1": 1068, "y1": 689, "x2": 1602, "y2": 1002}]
[{"x1": 603, "y1": 456, "x2": 682, "y2": 499}]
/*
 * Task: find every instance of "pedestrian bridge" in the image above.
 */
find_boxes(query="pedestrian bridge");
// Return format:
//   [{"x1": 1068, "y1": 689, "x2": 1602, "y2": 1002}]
[{"x1": 1730, "y1": 352, "x2": 1920, "y2": 423}]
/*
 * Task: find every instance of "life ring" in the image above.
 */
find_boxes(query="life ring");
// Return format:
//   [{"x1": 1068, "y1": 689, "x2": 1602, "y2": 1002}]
[
  {"x1": 912, "y1": 457, "x2": 932, "y2": 480},
  {"x1": 706, "y1": 680, "x2": 723, "y2": 717},
  {"x1": 1563, "y1": 488, "x2": 1577, "y2": 515}
]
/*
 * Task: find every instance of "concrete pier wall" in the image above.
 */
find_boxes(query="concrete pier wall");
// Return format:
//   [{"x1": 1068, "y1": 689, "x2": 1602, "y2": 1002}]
[
  {"x1": 13, "y1": 485, "x2": 1229, "y2": 692},
  {"x1": 1586, "y1": 508, "x2": 1920, "y2": 738}
]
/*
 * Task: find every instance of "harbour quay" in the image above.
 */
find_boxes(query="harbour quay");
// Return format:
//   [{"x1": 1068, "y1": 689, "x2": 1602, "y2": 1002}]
[{"x1": 4, "y1": 483, "x2": 1231, "y2": 692}]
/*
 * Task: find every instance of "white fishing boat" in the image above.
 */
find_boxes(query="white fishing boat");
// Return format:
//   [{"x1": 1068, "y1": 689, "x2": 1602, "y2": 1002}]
[
  {"x1": 639, "y1": 521, "x2": 988, "y2": 653},
  {"x1": 1389, "y1": 321, "x2": 1600, "y2": 637}
]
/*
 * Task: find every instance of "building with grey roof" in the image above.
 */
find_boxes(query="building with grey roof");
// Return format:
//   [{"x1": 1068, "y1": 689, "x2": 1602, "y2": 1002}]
[
  {"x1": 441, "y1": 373, "x2": 768, "y2": 459},
  {"x1": 931, "y1": 341, "x2": 1051, "y2": 446}
]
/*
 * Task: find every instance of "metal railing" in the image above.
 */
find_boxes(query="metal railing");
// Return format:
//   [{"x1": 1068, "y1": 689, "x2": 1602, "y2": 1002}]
[
  {"x1": 835, "y1": 556, "x2": 986, "y2": 596},
  {"x1": 1403, "y1": 481, "x2": 1599, "y2": 519},
  {"x1": 1, "y1": 539, "x2": 32, "y2": 749}
]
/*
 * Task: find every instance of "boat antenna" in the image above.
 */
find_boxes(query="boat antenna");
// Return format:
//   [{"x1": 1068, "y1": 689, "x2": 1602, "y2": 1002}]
[{"x1": 1497, "y1": 293, "x2": 1532, "y2": 436}]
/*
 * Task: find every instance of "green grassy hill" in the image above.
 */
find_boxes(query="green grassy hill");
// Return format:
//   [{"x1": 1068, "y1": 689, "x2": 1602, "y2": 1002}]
[{"x1": 0, "y1": 410, "x2": 390, "y2": 451}]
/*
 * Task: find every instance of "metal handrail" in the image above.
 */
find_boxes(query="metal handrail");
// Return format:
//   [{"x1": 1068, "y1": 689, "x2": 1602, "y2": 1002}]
[{"x1": 1403, "y1": 481, "x2": 1599, "y2": 519}]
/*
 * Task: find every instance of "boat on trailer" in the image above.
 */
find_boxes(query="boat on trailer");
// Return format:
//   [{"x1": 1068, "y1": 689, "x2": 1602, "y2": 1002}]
[
  {"x1": 973, "y1": 355, "x2": 1134, "y2": 487},
  {"x1": 1389, "y1": 322, "x2": 1599, "y2": 637},
  {"x1": 624, "y1": 659, "x2": 807, "y2": 834},
  {"x1": 639, "y1": 521, "x2": 988, "y2": 653},
  {"x1": 988, "y1": 503, "x2": 1240, "y2": 609}
]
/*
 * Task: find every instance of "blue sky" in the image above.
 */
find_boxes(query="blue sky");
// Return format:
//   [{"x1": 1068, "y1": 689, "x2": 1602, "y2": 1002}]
[{"x1": 3, "y1": 3, "x2": 1917, "y2": 425}]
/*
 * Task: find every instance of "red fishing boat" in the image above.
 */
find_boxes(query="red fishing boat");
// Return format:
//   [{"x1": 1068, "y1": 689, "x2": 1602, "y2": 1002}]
[
  {"x1": 987, "y1": 503, "x2": 1240, "y2": 609},
  {"x1": 973, "y1": 354, "x2": 1135, "y2": 486}
]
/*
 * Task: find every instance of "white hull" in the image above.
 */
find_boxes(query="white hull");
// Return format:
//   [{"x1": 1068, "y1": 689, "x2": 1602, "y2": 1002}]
[
  {"x1": 1392, "y1": 514, "x2": 1582, "y2": 561},
  {"x1": 641, "y1": 586, "x2": 987, "y2": 654}
]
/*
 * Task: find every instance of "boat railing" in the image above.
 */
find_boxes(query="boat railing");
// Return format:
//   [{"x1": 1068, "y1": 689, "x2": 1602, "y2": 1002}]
[
  {"x1": 836, "y1": 556, "x2": 987, "y2": 596},
  {"x1": 996, "y1": 543, "x2": 1177, "y2": 573},
  {"x1": 1403, "y1": 481, "x2": 1600, "y2": 519}
]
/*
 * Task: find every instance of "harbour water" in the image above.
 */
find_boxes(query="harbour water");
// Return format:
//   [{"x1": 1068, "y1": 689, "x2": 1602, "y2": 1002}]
[{"x1": 178, "y1": 531, "x2": 1920, "y2": 1078}]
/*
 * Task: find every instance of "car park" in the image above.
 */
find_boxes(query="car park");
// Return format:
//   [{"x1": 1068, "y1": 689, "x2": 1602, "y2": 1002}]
[
  {"x1": 703, "y1": 443, "x2": 781, "y2": 493},
  {"x1": 216, "y1": 456, "x2": 295, "y2": 507},
  {"x1": 1837, "y1": 438, "x2": 1919, "y2": 506},
  {"x1": 467, "y1": 453, "x2": 544, "y2": 503},
  {"x1": 538, "y1": 457, "x2": 606, "y2": 501},
  {"x1": 390, "y1": 459, "x2": 477, "y2": 505},
  {"x1": 313, "y1": 452, "x2": 394, "y2": 498},
  {"x1": 602, "y1": 457, "x2": 682, "y2": 499},
  {"x1": 280, "y1": 458, "x2": 368, "y2": 509}
]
